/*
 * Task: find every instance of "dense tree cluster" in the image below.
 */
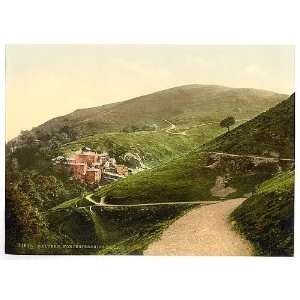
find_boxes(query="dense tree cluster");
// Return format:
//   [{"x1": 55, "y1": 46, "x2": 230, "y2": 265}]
[
  {"x1": 5, "y1": 132, "x2": 89, "y2": 254},
  {"x1": 122, "y1": 124, "x2": 157, "y2": 133}
]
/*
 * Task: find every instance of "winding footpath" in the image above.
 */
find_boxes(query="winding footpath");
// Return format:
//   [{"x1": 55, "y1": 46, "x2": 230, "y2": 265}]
[
  {"x1": 144, "y1": 198, "x2": 253, "y2": 256},
  {"x1": 81, "y1": 193, "x2": 220, "y2": 208}
]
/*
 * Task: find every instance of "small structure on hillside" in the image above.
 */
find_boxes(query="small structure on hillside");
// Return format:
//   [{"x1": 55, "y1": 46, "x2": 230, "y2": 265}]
[
  {"x1": 116, "y1": 164, "x2": 129, "y2": 176},
  {"x1": 57, "y1": 147, "x2": 130, "y2": 184},
  {"x1": 65, "y1": 148, "x2": 103, "y2": 184},
  {"x1": 85, "y1": 167, "x2": 102, "y2": 184}
]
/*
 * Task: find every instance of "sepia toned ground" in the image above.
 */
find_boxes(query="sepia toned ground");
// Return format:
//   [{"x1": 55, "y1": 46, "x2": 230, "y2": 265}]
[{"x1": 144, "y1": 198, "x2": 253, "y2": 256}]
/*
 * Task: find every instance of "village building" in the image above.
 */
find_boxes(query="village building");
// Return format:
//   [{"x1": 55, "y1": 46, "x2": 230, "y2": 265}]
[
  {"x1": 99, "y1": 152, "x2": 110, "y2": 164},
  {"x1": 104, "y1": 157, "x2": 116, "y2": 169},
  {"x1": 68, "y1": 162, "x2": 87, "y2": 181},
  {"x1": 64, "y1": 148, "x2": 102, "y2": 184},
  {"x1": 60, "y1": 147, "x2": 129, "y2": 184},
  {"x1": 74, "y1": 151, "x2": 99, "y2": 165},
  {"x1": 116, "y1": 164, "x2": 129, "y2": 176},
  {"x1": 85, "y1": 167, "x2": 101, "y2": 184}
]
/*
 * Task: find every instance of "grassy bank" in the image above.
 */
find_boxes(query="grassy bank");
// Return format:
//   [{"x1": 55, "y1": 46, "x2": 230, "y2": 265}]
[
  {"x1": 59, "y1": 122, "x2": 240, "y2": 167},
  {"x1": 203, "y1": 94, "x2": 295, "y2": 158},
  {"x1": 47, "y1": 201, "x2": 197, "y2": 255},
  {"x1": 231, "y1": 170, "x2": 294, "y2": 256}
]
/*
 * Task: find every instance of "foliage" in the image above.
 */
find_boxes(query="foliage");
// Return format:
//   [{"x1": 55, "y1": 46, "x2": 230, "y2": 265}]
[
  {"x1": 49, "y1": 199, "x2": 197, "y2": 255},
  {"x1": 203, "y1": 94, "x2": 295, "y2": 158},
  {"x1": 5, "y1": 143, "x2": 90, "y2": 254},
  {"x1": 93, "y1": 151, "x2": 275, "y2": 205},
  {"x1": 60, "y1": 122, "x2": 232, "y2": 167},
  {"x1": 122, "y1": 124, "x2": 157, "y2": 133},
  {"x1": 220, "y1": 116, "x2": 235, "y2": 131},
  {"x1": 5, "y1": 184, "x2": 50, "y2": 253},
  {"x1": 231, "y1": 170, "x2": 294, "y2": 256}
]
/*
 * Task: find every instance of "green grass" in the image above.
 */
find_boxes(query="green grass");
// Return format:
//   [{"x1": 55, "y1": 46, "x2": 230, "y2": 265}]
[
  {"x1": 93, "y1": 151, "x2": 277, "y2": 206},
  {"x1": 47, "y1": 200, "x2": 197, "y2": 255},
  {"x1": 49, "y1": 197, "x2": 82, "y2": 211},
  {"x1": 96, "y1": 204, "x2": 197, "y2": 255},
  {"x1": 231, "y1": 170, "x2": 294, "y2": 256},
  {"x1": 203, "y1": 94, "x2": 295, "y2": 158},
  {"x1": 258, "y1": 170, "x2": 294, "y2": 194},
  {"x1": 90, "y1": 95, "x2": 294, "y2": 206},
  {"x1": 94, "y1": 152, "x2": 217, "y2": 204},
  {"x1": 59, "y1": 122, "x2": 232, "y2": 167},
  {"x1": 32, "y1": 84, "x2": 286, "y2": 140}
]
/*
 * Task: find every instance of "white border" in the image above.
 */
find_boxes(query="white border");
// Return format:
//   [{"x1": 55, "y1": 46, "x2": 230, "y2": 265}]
[{"x1": 0, "y1": 1, "x2": 299, "y2": 300}]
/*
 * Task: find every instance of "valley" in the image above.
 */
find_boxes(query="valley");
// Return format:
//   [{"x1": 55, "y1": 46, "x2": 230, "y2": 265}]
[{"x1": 5, "y1": 85, "x2": 295, "y2": 256}]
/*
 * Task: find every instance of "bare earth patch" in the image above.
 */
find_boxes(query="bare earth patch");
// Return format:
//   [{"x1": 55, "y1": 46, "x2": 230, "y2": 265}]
[
  {"x1": 210, "y1": 176, "x2": 236, "y2": 198},
  {"x1": 144, "y1": 198, "x2": 253, "y2": 256}
]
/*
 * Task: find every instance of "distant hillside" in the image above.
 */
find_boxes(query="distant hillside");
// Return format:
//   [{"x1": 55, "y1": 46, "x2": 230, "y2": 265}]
[
  {"x1": 203, "y1": 93, "x2": 295, "y2": 158},
  {"x1": 91, "y1": 94, "x2": 295, "y2": 205},
  {"x1": 231, "y1": 170, "x2": 294, "y2": 256},
  {"x1": 31, "y1": 85, "x2": 287, "y2": 138},
  {"x1": 59, "y1": 121, "x2": 246, "y2": 167}
]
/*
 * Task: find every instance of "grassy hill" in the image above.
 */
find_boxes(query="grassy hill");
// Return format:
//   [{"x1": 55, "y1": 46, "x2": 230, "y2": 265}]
[
  {"x1": 231, "y1": 170, "x2": 294, "y2": 256},
  {"x1": 92, "y1": 94, "x2": 294, "y2": 205},
  {"x1": 31, "y1": 85, "x2": 287, "y2": 138},
  {"x1": 59, "y1": 121, "x2": 244, "y2": 167},
  {"x1": 203, "y1": 94, "x2": 295, "y2": 158}
]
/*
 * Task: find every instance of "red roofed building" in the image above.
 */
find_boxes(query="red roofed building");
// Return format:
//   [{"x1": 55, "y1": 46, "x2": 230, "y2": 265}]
[
  {"x1": 74, "y1": 152, "x2": 99, "y2": 166},
  {"x1": 65, "y1": 148, "x2": 103, "y2": 184},
  {"x1": 64, "y1": 148, "x2": 128, "y2": 184}
]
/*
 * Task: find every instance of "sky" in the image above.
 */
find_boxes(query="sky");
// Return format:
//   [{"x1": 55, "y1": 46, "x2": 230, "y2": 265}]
[{"x1": 6, "y1": 45, "x2": 295, "y2": 140}]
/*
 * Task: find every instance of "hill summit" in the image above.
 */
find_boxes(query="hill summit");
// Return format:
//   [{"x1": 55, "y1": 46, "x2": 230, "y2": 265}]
[{"x1": 32, "y1": 84, "x2": 287, "y2": 138}]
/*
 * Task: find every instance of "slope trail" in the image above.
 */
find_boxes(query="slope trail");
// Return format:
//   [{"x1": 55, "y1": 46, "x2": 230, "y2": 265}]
[{"x1": 144, "y1": 198, "x2": 253, "y2": 256}]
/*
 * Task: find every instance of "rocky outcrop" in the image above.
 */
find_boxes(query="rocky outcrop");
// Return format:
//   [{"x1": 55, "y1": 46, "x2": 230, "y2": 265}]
[
  {"x1": 206, "y1": 152, "x2": 294, "y2": 175},
  {"x1": 120, "y1": 152, "x2": 146, "y2": 169}
]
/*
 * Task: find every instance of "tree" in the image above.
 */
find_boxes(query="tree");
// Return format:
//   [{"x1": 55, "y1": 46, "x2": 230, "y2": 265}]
[
  {"x1": 220, "y1": 116, "x2": 235, "y2": 132},
  {"x1": 19, "y1": 130, "x2": 36, "y2": 145},
  {"x1": 5, "y1": 183, "x2": 50, "y2": 253}
]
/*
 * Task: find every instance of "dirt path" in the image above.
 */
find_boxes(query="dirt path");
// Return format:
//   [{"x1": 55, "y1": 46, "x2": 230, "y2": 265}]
[
  {"x1": 81, "y1": 194, "x2": 221, "y2": 209},
  {"x1": 144, "y1": 198, "x2": 253, "y2": 256},
  {"x1": 207, "y1": 151, "x2": 294, "y2": 162},
  {"x1": 164, "y1": 120, "x2": 187, "y2": 136}
]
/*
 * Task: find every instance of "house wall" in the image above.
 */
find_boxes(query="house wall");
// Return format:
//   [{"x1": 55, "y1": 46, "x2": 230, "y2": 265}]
[
  {"x1": 68, "y1": 163, "x2": 87, "y2": 180},
  {"x1": 85, "y1": 169, "x2": 101, "y2": 184}
]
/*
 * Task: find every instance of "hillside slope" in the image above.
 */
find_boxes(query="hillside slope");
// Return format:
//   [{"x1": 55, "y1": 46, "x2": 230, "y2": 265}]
[
  {"x1": 231, "y1": 170, "x2": 294, "y2": 256},
  {"x1": 93, "y1": 94, "x2": 294, "y2": 205},
  {"x1": 203, "y1": 93, "x2": 295, "y2": 158},
  {"x1": 31, "y1": 85, "x2": 287, "y2": 137},
  {"x1": 59, "y1": 121, "x2": 243, "y2": 167}
]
